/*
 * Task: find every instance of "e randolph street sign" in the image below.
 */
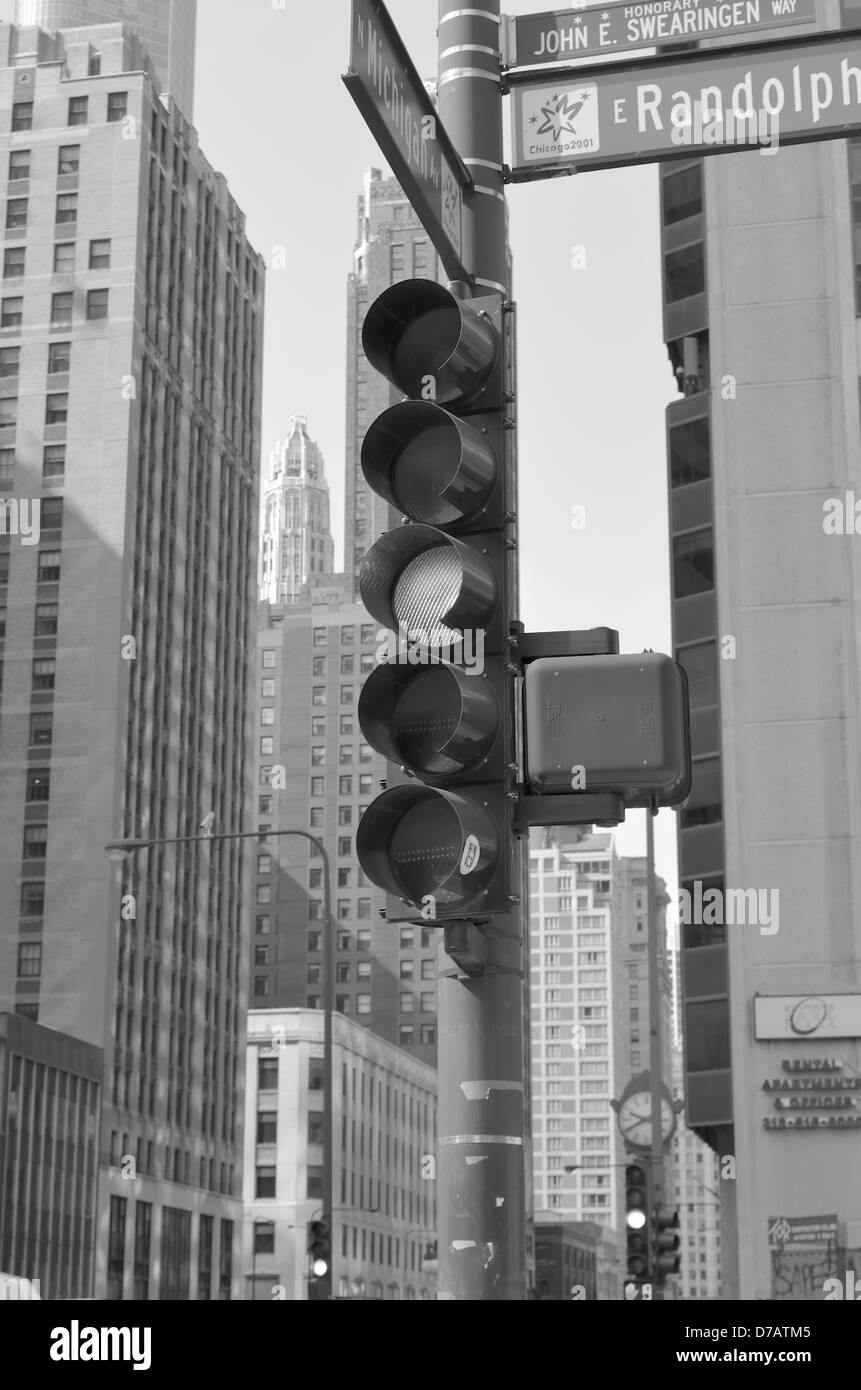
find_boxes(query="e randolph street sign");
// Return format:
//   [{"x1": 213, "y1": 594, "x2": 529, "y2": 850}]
[
  {"x1": 509, "y1": 28, "x2": 861, "y2": 177},
  {"x1": 343, "y1": 0, "x2": 470, "y2": 281},
  {"x1": 506, "y1": 0, "x2": 817, "y2": 69}
]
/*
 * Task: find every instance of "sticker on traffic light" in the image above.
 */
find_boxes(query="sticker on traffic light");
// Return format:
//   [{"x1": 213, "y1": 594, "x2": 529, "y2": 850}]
[{"x1": 356, "y1": 278, "x2": 516, "y2": 923}]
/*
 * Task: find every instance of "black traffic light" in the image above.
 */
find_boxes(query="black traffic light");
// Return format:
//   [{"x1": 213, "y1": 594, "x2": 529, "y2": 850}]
[
  {"x1": 652, "y1": 1205, "x2": 681, "y2": 1281},
  {"x1": 356, "y1": 278, "x2": 516, "y2": 923},
  {"x1": 625, "y1": 1163, "x2": 650, "y2": 1287},
  {"x1": 307, "y1": 1218, "x2": 331, "y2": 1297}
]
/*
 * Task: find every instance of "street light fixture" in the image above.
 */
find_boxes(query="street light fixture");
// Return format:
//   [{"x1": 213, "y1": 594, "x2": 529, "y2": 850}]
[{"x1": 104, "y1": 826, "x2": 335, "y2": 1300}]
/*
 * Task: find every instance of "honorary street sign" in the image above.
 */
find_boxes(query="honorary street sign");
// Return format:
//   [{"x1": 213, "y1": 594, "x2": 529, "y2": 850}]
[
  {"x1": 343, "y1": 0, "x2": 470, "y2": 279},
  {"x1": 507, "y1": 0, "x2": 817, "y2": 68},
  {"x1": 509, "y1": 29, "x2": 861, "y2": 177}
]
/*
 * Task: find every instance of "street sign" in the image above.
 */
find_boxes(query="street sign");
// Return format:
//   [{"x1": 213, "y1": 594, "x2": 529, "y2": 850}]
[
  {"x1": 343, "y1": 0, "x2": 470, "y2": 280},
  {"x1": 506, "y1": 0, "x2": 817, "y2": 69},
  {"x1": 509, "y1": 28, "x2": 861, "y2": 178}
]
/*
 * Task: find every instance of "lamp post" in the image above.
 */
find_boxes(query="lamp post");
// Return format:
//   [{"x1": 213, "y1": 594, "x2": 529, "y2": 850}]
[{"x1": 105, "y1": 826, "x2": 335, "y2": 1301}]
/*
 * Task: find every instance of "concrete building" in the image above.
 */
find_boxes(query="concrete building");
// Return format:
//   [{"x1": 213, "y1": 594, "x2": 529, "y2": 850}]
[
  {"x1": 671, "y1": 1045, "x2": 721, "y2": 1302},
  {"x1": 664, "y1": 4, "x2": 861, "y2": 1299},
  {"x1": 253, "y1": 586, "x2": 438, "y2": 1068},
  {"x1": 0, "y1": 18, "x2": 264, "y2": 1296},
  {"x1": 258, "y1": 415, "x2": 335, "y2": 607},
  {"x1": 243, "y1": 1008, "x2": 437, "y2": 1301},
  {"x1": 0, "y1": 1011, "x2": 101, "y2": 1298},
  {"x1": 533, "y1": 1220, "x2": 600, "y2": 1301},
  {"x1": 529, "y1": 828, "x2": 627, "y2": 1299},
  {"x1": 15, "y1": 0, "x2": 196, "y2": 117},
  {"x1": 615, "y1": 854, "x2": 673, "y2": 1084}
]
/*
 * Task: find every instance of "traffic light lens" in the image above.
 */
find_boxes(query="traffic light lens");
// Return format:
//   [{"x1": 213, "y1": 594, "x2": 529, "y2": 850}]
[
  {"x1": 392, "y1": 666, "x2": 459, "y2": 771},
  {"x1": 626, "y1": 1209, "x2": 647, "y2": 1230},
  {"x1": 312, "y1": 1258, "x2": 328, "y2": 1278},
  {"x1": 394, "y1": 425, "x2": 461, "y2": 525},
  {"x1": 393, "y1": 546, "x2": 461, "y2": 647},
  {"x1": 392, "y1": 305, "x2": 460, "y2": 399},
  {"x1": 389, "y1": 797, "x2": 462, "y2": 899}
]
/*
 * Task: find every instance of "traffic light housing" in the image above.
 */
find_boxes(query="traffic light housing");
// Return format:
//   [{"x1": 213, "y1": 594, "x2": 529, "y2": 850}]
[
  {"x1": 307, "y1": 1218, "x2": 331, "y2": 1296},
  {"x1": 652, "y1": 1205, "x2": 681, "y2": 1281},
  {"x1": 356, "y1": 278, "x2": 516, "y2": 924},
  {"x1": 625, "y1": 1162, "x2": 650, "y2": 1288}
]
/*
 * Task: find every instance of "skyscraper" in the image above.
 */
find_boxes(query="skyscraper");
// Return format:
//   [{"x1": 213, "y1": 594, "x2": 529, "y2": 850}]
[
  {"x1": 15, "y1": 0, "x2": 196, "y2": 116},
  {"x1": 664, "y1": 7, "x2": 861, "y2": 1298},
  {"x1": 258, "y1": 416, "x2": 334, "y2": 606},
  {"x1": 0, "y1": 17, "x2": 263, "y2": 1296}
]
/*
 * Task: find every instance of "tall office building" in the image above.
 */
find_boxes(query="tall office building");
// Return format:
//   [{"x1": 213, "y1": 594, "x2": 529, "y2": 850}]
[
  {"x1": 615, "y1": 854, "x2": 673, "y2": 1083},
  {"x1": 343, "y1": 166, "x2": 439, "y2": 595},
  {"x1": 664, "y1": 8, "x2": 861, "y2": 1299},
  {"x1": 0, "y1": 19, "x2": 264, "y2": 1296},
  {"x1": 258, "y1": 416, "x2": 335, "y2": 606},
  {"x1": 670, "y1": 1045, "x2": 721, "y2": 1302},
  {"x1": 242, "y1": 1008, "x2": 437, "y2": 1301},
  {"x1": 529, "y1": 828, "x2": 627, "y2": 1298},
  {"x1": 15, "y1": 0, "x2": 196, "y2": 116}
]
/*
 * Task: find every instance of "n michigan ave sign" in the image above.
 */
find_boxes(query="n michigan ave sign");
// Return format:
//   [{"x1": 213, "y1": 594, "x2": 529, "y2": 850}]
[
  {"x1": 506, "y1": 0, "x2": 816, "y2": 69},
  {"x1": 343, "y1": 0, "x2": 470, "y2": 280},
  {"x1": 509, "y1": 28, "x2": 861, "y2": 176}
]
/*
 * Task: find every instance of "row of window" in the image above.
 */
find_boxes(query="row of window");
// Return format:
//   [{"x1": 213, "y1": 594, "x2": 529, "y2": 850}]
[
  {"x1": 0, "y1": 392, "x2": 75, "y2": 428},
  {"x1": 10, "y1": 92, "x2": 128, "y2": 134},
  {"x1": 0, "y1": 444, "x2": 66, "y2": 482},
  {"x1": 1, "y1": 556, "x2": 63, "y2": 588},
  {"x1": 311, "y1": 624, "x2": 376, "y2": 648}
]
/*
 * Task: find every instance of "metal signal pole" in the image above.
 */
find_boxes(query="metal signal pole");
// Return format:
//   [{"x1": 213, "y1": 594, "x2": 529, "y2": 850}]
[{"x1": 435, "y1": 0, "x2": 527, "y2": 1301}]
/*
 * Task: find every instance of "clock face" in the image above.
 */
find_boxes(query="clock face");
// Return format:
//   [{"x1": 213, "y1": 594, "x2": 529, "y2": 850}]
[{"x1": 618, "y1": 1092, "x2": 675, "y2": 1148}]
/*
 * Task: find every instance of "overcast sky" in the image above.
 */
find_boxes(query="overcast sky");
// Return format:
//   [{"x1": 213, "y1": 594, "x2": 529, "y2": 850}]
[{"x1": 1, "y1": 0, "x2": 680, "y2": 899}]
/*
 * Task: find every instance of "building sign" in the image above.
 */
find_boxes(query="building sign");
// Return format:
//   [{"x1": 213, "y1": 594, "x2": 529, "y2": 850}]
[
  {"x1": 762, "y1": 1059, "x2": 861, "y2": 1130},
  {"x1": 754, "y1": 993, "x2": 861, "y2": 1040},
  {"x1": 509, "y1": 29, "x2": 861, "y2": 178},
  {"x1": 768, "y1": 1215, "x2": 839, "y2": 1300},
  {"x1": 343, "y1": 0, "x2": 469, "y2": 279},
  {"x1": 507, "y1": 0, "x2": 817, "y2": 69}
]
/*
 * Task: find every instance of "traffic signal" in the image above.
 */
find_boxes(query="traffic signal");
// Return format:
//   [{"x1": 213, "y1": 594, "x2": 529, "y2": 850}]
[
  {"x1": 625, "y1": 1162, "x2": 650, "y2": 1287},
  {"x1": 307, "y1": 1218, "x2": 331, "y2": 1295},
  {"x1": 355, "y1": 278, "x2": 516, "y2": 923},
  {"x1": 652, "y1": 1205, "x2": 681, "y2": 1281}
]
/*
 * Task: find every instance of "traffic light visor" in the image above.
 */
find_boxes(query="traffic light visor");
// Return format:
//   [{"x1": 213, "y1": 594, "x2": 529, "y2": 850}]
[
  {"x1": 357, "y1": 784, "x2": 500, "y2": 909},
  {"x1": 362, "y1": 401, "x2": 498, "y2": 528},
  {"x1": 362, "y1": 279, "x2": 499, "y2": 407},
  {"x1": 359, "y1": 662, "x2": 500, "y2": 778}
]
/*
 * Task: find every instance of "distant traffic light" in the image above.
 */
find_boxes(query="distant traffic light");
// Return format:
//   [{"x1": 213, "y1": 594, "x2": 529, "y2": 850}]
[
  {"x1": 356, "y1": 278, "x2": 516, "y2": 923},
  {"x1": 307, "y1": 1218, "x2": 331, "y2": 1298},
  {"x1": 652, "y1": 1205, "x2": 681, "y2": 1281},
  {"x1": 625, "y1": 1163, "x2": 650, "y2": 1288}
]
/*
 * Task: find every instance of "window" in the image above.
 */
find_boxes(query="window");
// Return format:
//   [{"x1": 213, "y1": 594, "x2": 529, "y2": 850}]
[
  {"x1": 38, "y1": 545, "x2": 62, "y2": 580},
  {"x1": 340, "y1": 686, "x2": 354, "y2": 704},
  {"x1": 46, "y1": 394, "x2": 68, "y2": 426},
  {"x1": 0, "y1": 347, "x2": 19, "y2": 378},
  {"x1": 310, "y1": 807, "x2": 324, "y2": 827},
  {"x1": 399, "y1": 1026, "x2": 414, "y2": 1047},
  {"x1": 33, "y1": 657, "x2": 55, "y2": 690},
  {"x1": 256, "y1": 885, "x2": 271, "y2": 905},
  {"x1": 357, "y1": 899, "x2": 371, "y2": 919},
  {"x1": 56, "y1": 193, "x2": 77, "y2": 225},
  {"x1": 29, "y1": 713, "x2": 52, "y2": 746},
  {"x1": 4, "y1": 248, "x2": 25, "y2": 279},
  {"x1": 261, "y1": 649, "x2": 276, "y2": 669},
  {"x1": 400, "y1": 992, "x2": 415, "y2": 1013},
  {"x1": 51, "y1": 293, "x2": 73, "y2": 328},
  {"x1": 338, "y1": 807, "x2": 352, "y2": 826},
  {"x1": 670, "y1": 416, "x2": 710, "y2": 488},
  {"x1": 678, "y1": 640, "x2": 718, "y2": 711},
  {"x1": 253, "y1": 1221, "x2": 275, "y2": 1255},
  {"x1": 312, "y1": 626, "x2": 327, "y2": 646},
  {"x1": 680, "y1": 756, "x2": 723, "y2": 829},
  {"x1": 86, "y1": 288, "x2": 109, "y2": 320},
  {"x1": 311, "y1": 715, "x2": 325, "y2": 736},
  {"x1": 357, "y1": 961, "x2": 371, "y2": 980},
  {"x1": 673, "y1": 528, "x2": 714, "y2": 598},
  {"x1": 339, "y1": 715, "x2": 353, "y2": 735},
  {"x1": 337, "y1": 899, "x2": 350, "y2": 920},
  {"x1": 253, "y1": 976, "x2": 269, "y2": 997},
  {"x1": 400, "y1": 928, "x2": 414, "y2": 949},
  {"x1": 68, "y1": 96, "x2": 89, "y2": 126},
  {"x1": 663, "y1": 163, "x2": 702, "y2": 224},
  {"x1": 311, "y1": 746, "x2": 325, "y2": 766},
  {"x1": 52, "y1": 242, "x2": 75, "y2": 276},
  {"x1": 58, "y1": 143, "x2": 81, "y2": 176},
  {"x1": 337, "y1": 868, "x2": 351, "y2": 889},
  {"x1": 48, "y1": 341, "x2": 71, "y2": 375},
  {"x1": 400, "y1": 960, "x2": 415, "y2": 981},
  {"x1": 255, "y1": 1165, "x2": 276, "y2": 1198},
  {"x1": 9, "y1": 150, "x2": 30, "y2": 181},
  {"x1": 361, "y1": 624, "x2": 375, "y2": 644},
  {"x1": 255, "y1": 914, "x2": 270, "y2": 935},
  {"x1": 359, "y1": 774, "x2": 373, "y2": 794},
  {"x1": 335, "y1": 994, "x2": 349, "y2": 1013},
  {"x1": 420, "y1": 959, "x2": 435, "y2": 980},
  {"x1": 336, "y1": 963, "x2": 351, "y2": 983},
  {"x1": 257, "y1": 854, "x2": 271, "y2": 875},
  {"x1": 260, "y1": 707, "x2": 275, "y2": 727},
  {"x1": 0, "y1": 398, "x2": 16, "y2": 430},
  {"x1": 357, "y1": 993, "x2": 371, "y2": 1014},
  {"x1": 23, "y1": 824, "x2": 47, "y2": 859},
  {"x1": 307, "y1": 930, "x2": 322, "y2": 952},
  {"x1": 17, "y1": 942, "x2": 41, "y2": 977},
  {"x1": 26, "y1": 768, "x2": 50, "y2": 802},
  {"x1": 312, "y1": 656, "x2": 326, "y2": 677},
  {"x1": 336, "y1": 929, "x2": 351, "y2": 952},
  {"x1": 259, "y1": 736, "x2": 274, "y2": 756},
  {"x1": 338, "y1": 836, "x2": 351, "y2": 856},
  {"x1": 420, "y1": 1024, "x2": 435, "y2": 1045},
  {"x1": 6, "y1": 198, "x2": 27, "y2": 230},
  {"x1": 21, "y1": 881, "x2": 45, "y2": 916},
  {"x1": 340, "y1": 654, "x2": 354, "y2": 675},
  {"x1": 356, "y1": 929, "x2": 370, "y2": 950},
  {"x1": 665, "y1": 242, "x2": 705, "y2": 302},
  {"x1": 309, "y1": 776, "x2": 324, "y2": 798},
  {"x1": 11, "y1": 103, "x2": 33, "y2": 133},
  {"x1": 107, "y1": 92, "x2": 129, "y2": 123},
  {"x1": 1, "y1": 297, "x2": 22, "y2": 329}
]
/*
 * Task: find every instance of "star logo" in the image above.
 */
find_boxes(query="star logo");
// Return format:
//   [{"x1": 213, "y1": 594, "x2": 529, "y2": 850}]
[{"x1": 536, "y1": 90, "x2": 590, "y2": 143}]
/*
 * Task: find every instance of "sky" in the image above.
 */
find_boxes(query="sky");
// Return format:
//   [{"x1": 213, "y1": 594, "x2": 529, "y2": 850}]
[{"x1": 0, "y1": 0, "x2": 681, "y2": 900}]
